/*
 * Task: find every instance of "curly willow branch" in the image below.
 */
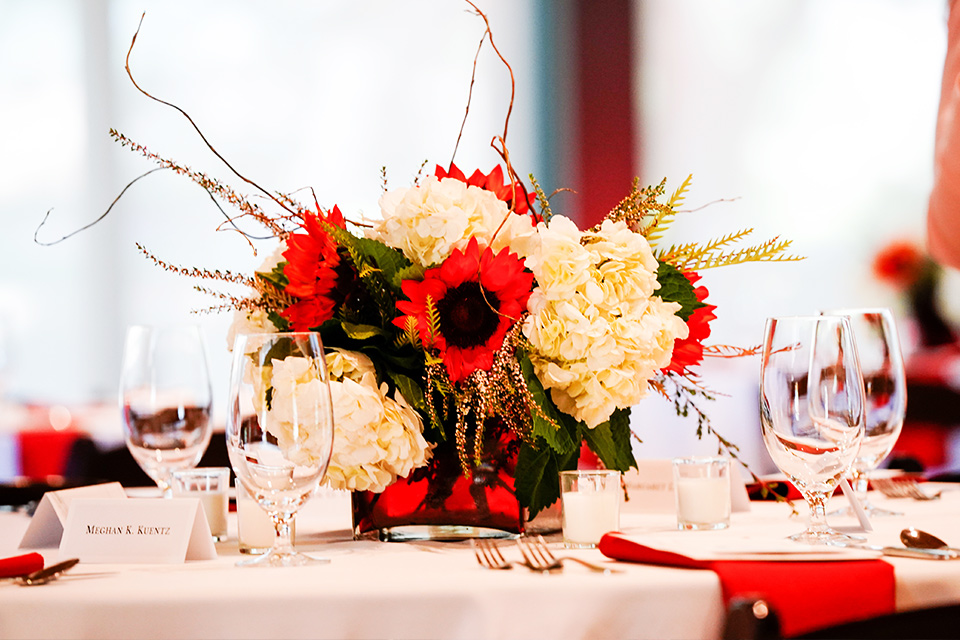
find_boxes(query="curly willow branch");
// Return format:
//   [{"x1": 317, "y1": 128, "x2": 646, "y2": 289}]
[{"x1": 124, "y1": 13, "x2": 297, "y2": 219}]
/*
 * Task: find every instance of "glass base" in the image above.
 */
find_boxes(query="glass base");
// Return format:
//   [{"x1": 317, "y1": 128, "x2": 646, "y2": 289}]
[
  {"x1": 677, "y1": 521, "x2": 729, "y2": 531},
  {"x1": 830, "y1": 500, "x2": 903, "y2": 518},
  {"x1": 235, "y1": 549, "x2": 329, "y2": 567},
  {"x1": 368, "y1": 525, "x2": 517, "y2": 543},
  {"x1": 788, "y1": 528, "x2": 865, "y2": 545}
]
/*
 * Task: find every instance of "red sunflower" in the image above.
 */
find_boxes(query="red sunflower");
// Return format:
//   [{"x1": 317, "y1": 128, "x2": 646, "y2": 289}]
[
  {"x1": 281, "y1": 205, "x2": 345, "y2": 331},
  {"x1": 435, "y1": 163, "x2": 539, "y2": 219},
  {"x1": 663, "y1": 271, "x2": 717, "y2": 376},
  {"x1": 394, "y1": 237, "x2": 534, "y2": 383}
]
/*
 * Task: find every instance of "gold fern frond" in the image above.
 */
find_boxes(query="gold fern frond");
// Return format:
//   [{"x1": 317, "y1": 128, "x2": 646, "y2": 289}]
[
  {"x1": 529, "y1": 174, "x2": 552, "y2": 221},
  {"x1": 667, "y1": 174, "x2": 693, "y2": 210},
  {"x1": 425, "y1": 296, "x2": 442, "y2": 347}
]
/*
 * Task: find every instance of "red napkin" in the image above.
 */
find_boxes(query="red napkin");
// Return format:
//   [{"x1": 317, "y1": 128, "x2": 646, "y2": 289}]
[
  {"x1": 0, "y1": 552, "x2": 44, "y2": 578},
  {"x1": 598, "y1": 533, "x2": 895, "y2": 637}
]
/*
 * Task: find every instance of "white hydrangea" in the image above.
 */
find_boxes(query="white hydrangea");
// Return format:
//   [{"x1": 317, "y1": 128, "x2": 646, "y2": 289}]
[
  {"x1": 368, "y1": 176, "x2": 535, "y2": 267},
  {"x1": 262, "y1": 355, "x2": 335, "y2": 468},
  {"x1": 322, "y1": 349, "x2": 432, "y2": 493},
  {"x1": 520, "y1": 216, "x2": 689, "y2": 428}
]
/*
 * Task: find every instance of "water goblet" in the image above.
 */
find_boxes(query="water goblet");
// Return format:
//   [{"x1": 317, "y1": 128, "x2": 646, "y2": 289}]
[
  {"x1": 226, "y1": 332, "x2": 334, "y2": 567},
  {"x1": 119, "y1": 325, "x2": 213, "y2": 497},
  {"x1": 822, "y1": 308, "x2": 907, "y2": 517},
  {"x1": 760, "y1": 315, "x2": 866, "y2": 544}
]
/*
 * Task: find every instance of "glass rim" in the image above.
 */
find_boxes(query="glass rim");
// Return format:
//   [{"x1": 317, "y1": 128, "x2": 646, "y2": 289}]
[{"x1": 671, "y1": 456, "x2": 728, "y2": 465}]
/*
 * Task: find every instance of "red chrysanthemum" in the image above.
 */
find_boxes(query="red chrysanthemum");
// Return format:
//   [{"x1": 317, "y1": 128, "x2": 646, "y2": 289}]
[
  {"x1": 394, "y1": 237, "x2": 534, "y2": 383},
  {"x1": 872, "y1": 240, "x2": 926, "y2": 290},
  {"x1": 281, "y1": 205, "x2": 345, "y2": 331},
  {"x1": 435, "y1": 163, "x2": 540, "y2": 220},
  {"x1": 663, "y1": 271, "x2": 717, "y2": 376}
]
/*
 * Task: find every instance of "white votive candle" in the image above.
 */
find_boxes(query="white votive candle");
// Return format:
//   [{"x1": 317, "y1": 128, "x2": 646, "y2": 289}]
[
  {"x1": 562, "y1": 490, "x2": 620, "y2": 545},
  {"x1": 676, "y1": 477, "x2": 730, "y2": 527},
  {"x1": 237, "y1": 487, "x2": 277, "y2": 553},
  {"x1": 197, "y1": 492, "x2": 229, "y2": 541}
]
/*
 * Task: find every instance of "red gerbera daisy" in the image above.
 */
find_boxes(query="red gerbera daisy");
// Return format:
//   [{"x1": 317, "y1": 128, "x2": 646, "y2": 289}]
[
  {"x1": 872, "y1": 240, "x2": 926, "y2": 290},
  {"x1": 394, "y1": 237, "x2": 534, "y2": 383},
  {"x1": 281, "y1": 205, "x2": 345, "y2": 331},
  {"x1": 435, "y1": 163, "x2": 539, "y2": 219},
  {"x1": 663, "y1": 271, "x2": 717, "y2": 376}
]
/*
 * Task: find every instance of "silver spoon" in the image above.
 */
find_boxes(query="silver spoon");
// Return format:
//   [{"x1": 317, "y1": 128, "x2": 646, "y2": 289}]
[
  {"x1": 15, "y1": 558, "x2": 79, "y2": 586},
  {"x1": 900, "y1": 528, "x2": 958, "y2": 554}
]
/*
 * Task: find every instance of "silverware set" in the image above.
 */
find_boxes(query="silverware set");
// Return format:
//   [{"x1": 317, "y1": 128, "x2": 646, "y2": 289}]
[
  {"x1": 873, "y1": 477, "x2": 942, "y2": 501},
  {"x1": 472, "y1": 536, "x2": 621, "y2": 574}
]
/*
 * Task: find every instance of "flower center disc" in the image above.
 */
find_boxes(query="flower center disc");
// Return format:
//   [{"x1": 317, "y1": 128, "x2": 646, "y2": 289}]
[{"x1": 437, "y1": 281, "x2": 500, "y2": 348}]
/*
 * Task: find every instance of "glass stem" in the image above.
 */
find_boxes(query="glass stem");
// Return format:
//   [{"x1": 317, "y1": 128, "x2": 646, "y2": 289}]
[
  {"x1": 158, "y1": 477, "x2": 173, "y2": 499},
  {"x1": 851, "y1": 470, "x2": 869, "y2": 504},
  {"x1": 806, "y1": 491, "x2": 830, "y2": 533},
  {"x1": 271, "y1": 512, "x2": 295, "y2": 555}
]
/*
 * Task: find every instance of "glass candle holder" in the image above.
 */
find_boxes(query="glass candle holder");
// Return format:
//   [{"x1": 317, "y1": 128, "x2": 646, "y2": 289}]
[
  {"x1": 672, "y1": 457, "x2": 731, "y2": 531},
  {"x1": 559, "y1": 470, "x2": 621, "y2": 549}
]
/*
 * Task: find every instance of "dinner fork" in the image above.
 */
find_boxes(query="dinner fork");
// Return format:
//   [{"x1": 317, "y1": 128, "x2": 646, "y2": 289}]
[
  {"x1": 517, "y1": 536, "x2": 622, "y2": 574},
  {"x1": 471, "y1": 539, "x2": 518, "y2": 570},
  {"x1": 873, "y1": 477, "x2": 942, "y2": 501}
]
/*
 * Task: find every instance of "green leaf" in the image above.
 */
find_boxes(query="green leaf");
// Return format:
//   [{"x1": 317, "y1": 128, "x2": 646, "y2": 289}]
[
  {"x1": 656, "y1": 262, "x2": 705, "y2": 322},
  {"x1": 514, "y1": 444, "x2": 578, "y2": 517},
  {"x1": 258, "y1": 261, "x2": 289, "y2": 290},
  {"x1": 394, "y1": 263, "x2": 426, "y2": 289},
  {"x1": 582, "y1": 408, "x2": 637, "y2": 472},
  {"x1": 520, "y1": 354, "x2": 579, "y2": 455},
  {"x1": 341, "y1": 322, "x2": 388, "y2": 341},
  {"x1": 387, "y1": 372, "x2": 427, "y2": 413}
]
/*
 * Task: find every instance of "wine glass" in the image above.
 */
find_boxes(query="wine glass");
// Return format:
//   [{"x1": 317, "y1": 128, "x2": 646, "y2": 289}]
[
  {"x1": 226, "y1": 332, "x2": 334, "y2": 567},
  {"x1": 759, "y1": 315, "x2": 866, "y2": 544},
  {"x1": 823, "y1": 308, "x2": 907, "y2": 516},
  {"x1": 119, "y1": 325, "x2": 214, "y2": 497}
]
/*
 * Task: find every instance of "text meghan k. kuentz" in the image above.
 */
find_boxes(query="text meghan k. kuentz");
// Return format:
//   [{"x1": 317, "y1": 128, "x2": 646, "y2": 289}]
[{"x1": 85, "y1": 525, "x2": 172, "y2": 536}]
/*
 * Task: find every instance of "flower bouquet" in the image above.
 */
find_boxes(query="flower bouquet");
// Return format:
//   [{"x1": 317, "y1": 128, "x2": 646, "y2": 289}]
[{"x1": 51, "y1": 5, "x2": 800, "y2": 540}]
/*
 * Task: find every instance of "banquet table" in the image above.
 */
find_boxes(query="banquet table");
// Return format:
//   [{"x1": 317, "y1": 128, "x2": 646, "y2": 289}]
[{"x1": 3, "y1": 484, "x2": 960, "y2": 640}]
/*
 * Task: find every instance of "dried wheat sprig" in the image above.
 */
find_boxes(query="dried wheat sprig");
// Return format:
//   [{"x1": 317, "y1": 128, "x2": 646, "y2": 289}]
[
  {"x1": 124, "y1": 14, "x2": 299, "y2": 221},
  {"x1": 136, "y1": 243, "x2": 254, "y2": 286},
  {"x1": 110, "y1": 129, "x2": 286, "y2": 238},
  {"x1": 703, "y1": 344, "x2": 762, "y2": 358}
]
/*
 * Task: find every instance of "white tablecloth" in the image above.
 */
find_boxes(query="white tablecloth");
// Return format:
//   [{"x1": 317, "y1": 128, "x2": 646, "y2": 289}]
[{"x1": 2, "y1": 486, "x2": 960, "y2": 640}]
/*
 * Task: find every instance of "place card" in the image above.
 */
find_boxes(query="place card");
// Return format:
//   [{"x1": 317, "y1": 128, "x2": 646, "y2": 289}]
[
  {"x1": 59, "y1": 498, "x2": 217, "y2": 563},
  {"x1": 19, "y1": 482, "x2": 127, "y2": 549},
  {"x1": 624, "y1": 459, "x2": 751, "y2": 513}
]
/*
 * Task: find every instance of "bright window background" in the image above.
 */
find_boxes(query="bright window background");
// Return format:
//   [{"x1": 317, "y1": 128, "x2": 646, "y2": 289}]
[
  {"x1": 0, "y1": 0, "x2": 954, "y2": 475},
  {"x1": 631, "y1": 0, "x2": 952, "y2": 472},
  {"x1": 0, "y1": 0, "x2": 541, "y2": 415}
]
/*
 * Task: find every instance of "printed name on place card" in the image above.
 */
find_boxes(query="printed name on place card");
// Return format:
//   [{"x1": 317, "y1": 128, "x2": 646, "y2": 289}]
[{"x1": 59, "y1": 498, "x2": 216, "y2": 563}]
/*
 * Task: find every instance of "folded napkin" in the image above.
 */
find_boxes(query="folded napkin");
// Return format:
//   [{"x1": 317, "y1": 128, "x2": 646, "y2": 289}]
[
  {"x1": 599, "y1": 533, "x2": 895, "y2": 637},
  {"x1": 0, "y1": 552, "x2": 44, "y2": 578}
]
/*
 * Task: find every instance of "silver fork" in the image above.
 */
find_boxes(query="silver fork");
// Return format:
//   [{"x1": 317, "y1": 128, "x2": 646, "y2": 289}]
[
  {"x1": 471, "y1": 539, "x2": 517, "y2": 570},
  {"x1": 517, "y1": 535, "x2": 622, "y2": 574},
  {"x1": 873, "y1": 477, "x2": 942, "y2": 501}
]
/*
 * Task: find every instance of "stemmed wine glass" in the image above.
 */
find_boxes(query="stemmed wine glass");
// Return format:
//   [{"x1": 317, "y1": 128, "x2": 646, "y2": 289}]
[
  {"x1": 759, "y1": 315, "x2": 866, "y2": 544},
  {"x1": 823, "y1": 308, "x2": 907, "y2": 516},
  {"x1": 226, "y1": 332, "x2": 334, "y2": 567},
  {"x1": 119, "y1": 325, "x2": 214, "y2": 497}
]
